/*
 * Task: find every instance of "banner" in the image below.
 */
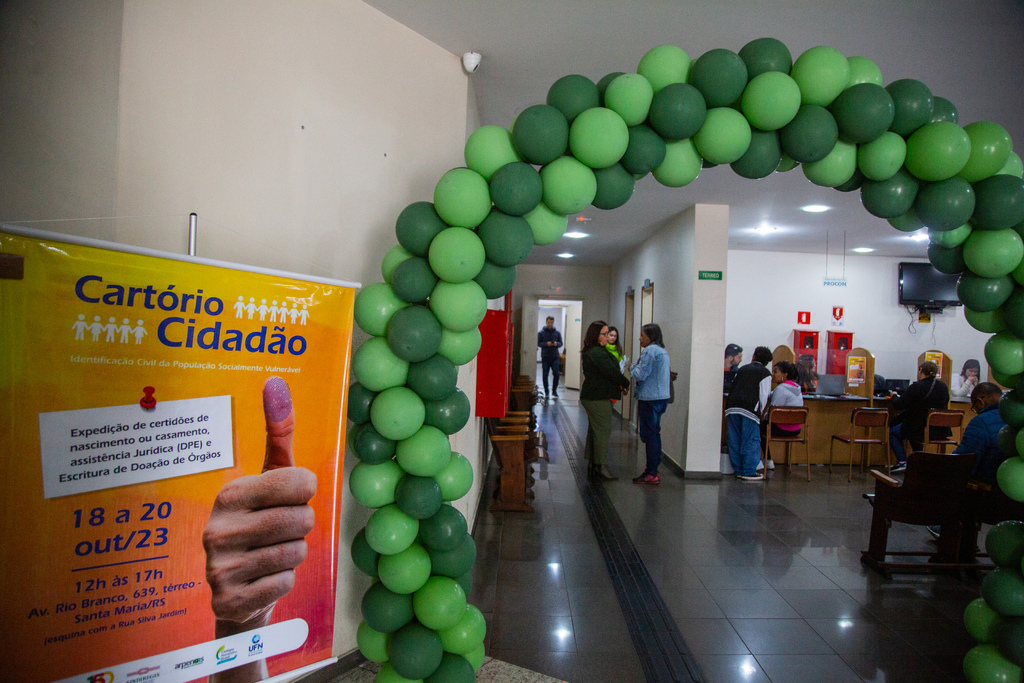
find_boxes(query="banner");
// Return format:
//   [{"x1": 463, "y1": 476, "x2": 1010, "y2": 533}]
[{"x1": 0, "y1": 227, "x2": 356, "y2": 683}]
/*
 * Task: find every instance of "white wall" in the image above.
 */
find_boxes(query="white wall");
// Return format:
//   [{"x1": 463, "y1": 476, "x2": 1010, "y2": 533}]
[{"x1": 725, "y1": 250, "x2": 989, "y2": 381}]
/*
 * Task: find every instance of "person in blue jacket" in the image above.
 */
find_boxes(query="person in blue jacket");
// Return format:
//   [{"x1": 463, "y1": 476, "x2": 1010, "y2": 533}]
[
  {"x1": 630, "y1": 323, "x2": 671, "y2": 484},
  {"x1": 537, "y1": 316, "x2": 563, "y2": 400}
]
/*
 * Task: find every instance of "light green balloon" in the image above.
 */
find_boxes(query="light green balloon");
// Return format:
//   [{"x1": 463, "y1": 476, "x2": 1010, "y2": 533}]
[
  {"x1": 888, "y1": 209, "x2": 924, "y2": 232},
  {"x1": 383, "y1": 244, "x2": 414, "y2": 285},
  {"x1": 693, "y1": 107, "x2": 751, "y2": 165},
  {"x1": 652, "y1": 138, "x2": 702, "y2": 187},
  {"x1": 371, "y1": 386, "x2": 425, "y2": 441},
  {"x1": 790, "y1": 46, "x2": 850, "y2": 106},
  {"x1": 741, "y1": 72, "x2": 802, "y2": 131},
  {"x1": 986, "y1": 331, "x2": 1024, "y2": 377},
  {"x1": 378, "y1": 542, "x2": 432, "y2": 594},
  {"x1": 929, "y1": 223, "x2": 972, "y2": 248},
  {"x1": 349, "y1": 459, "x2": 404, "y2": 508},
  {"x1": 413, "y1": 576, "x2": 467, "y2": 631},
  {"x1": 430, "y1": 281, "x2": 487, "y2": 333},
  {"x1": 1000, "y1": 152, "x2": 1024, "y2": 179},
  {"x1": 964, "y1": 229, "x2": 1024, "y2": 278},
  {"x1": 637, "y1": 45, "x2": 691, "y2": 94},
  {"x1": 959, "y1": 121, "x2": 1014, "y2": 184},
  {"x1": 998, "y1": 457, "x2": 1024, "y2": 503},
  {"x1": 604, "y1": 74, "x2": 655, "y2": 126},
  {"x1": 905, "y1": 122, "x2": 972, "y2": 182},
  {"x1": 365, "y1": 504, "x2": 420, "y2": 556},
  {"x1": 428, "y1": 228, "x2": 485, "y2": 284},
  {"x1": 858, "y1": 132, "x2": 907, "y2": 181},
  {"x1": 435, "y1": 452, "x2": 474, "y2": 501},
  {"x1": 525, "y1": 202, "x2": 568, "y2": 245},
  {"x1": 803, "y1": 141, "x2": 857, "y2": 187},
  {"x1": 375, "y1": 662, "x2": 420, "y2": 683},
  {"x1": 438, "y1": 605, "x2": 486, "y2": 655},
  {"x1": 355, "y1": 283, "x2": 410, "y2": 337},
  {"x1": 433, "y1": 168, "x2": 491, "y2": 228},
  {"x1": 964, "y1": 598, "x2": 1002, "y2": 644},
  {"x1": 464, "y1": 125, "x2": 520, "y2": 181},
  {"x1": 846, "y1": 56, "x2": 883, "y2": 87},
  {"x1": 438, "y1": 327, "x2": 482, "y2": 365},
  {"x1": 569, "y1": 107, "x2": 630, "y2": 169},
  {"x1": 396, "y1": 425, "x2": 452, "y2": 477},
  {"x1": 540, "y1": 156, "x2": 598, "y2": 215},
  {"x1": 357, "y1": 621, "x2": 390, "y2": 663},
  {"x1": 965, "y1": 306, "x2": 1007, "y2": 334},
  {"x1": 353, "y1": 337, "x2": 409, "y2": 392},
  {"x1": 776, "y1": 154, "x2": 799, "y2": 172},
  {"x1": 465, "y1": 643, "x2": 485, "y2": 671}
]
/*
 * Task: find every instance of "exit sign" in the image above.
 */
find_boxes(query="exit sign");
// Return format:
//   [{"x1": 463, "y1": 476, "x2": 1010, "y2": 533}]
[{"x1": 698, "y1": 270, "x2": 722, "y2": 281}]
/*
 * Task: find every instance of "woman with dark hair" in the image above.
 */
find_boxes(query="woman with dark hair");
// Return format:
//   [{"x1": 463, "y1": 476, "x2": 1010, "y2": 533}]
[
  {"x1": 952, "y1": 358, "x2": 981, "y2": 397},
  {"x1": 888, "y1": 360, "x2": 950, "y2": 473},
  {"x1": 581, "y1": 320, "x2": 631, "y2": 480},
  {"x1": 605, "y1": 326, "x2": 624, "y2": 361},
  {"x1": 630, "y1": 323, "x2": 671, "y2": 484},
  {"x1": 797, "y1": 354, "x2": 818, "y2": 394}
]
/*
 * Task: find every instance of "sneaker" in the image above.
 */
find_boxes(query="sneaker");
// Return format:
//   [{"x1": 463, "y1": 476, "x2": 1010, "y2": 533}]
[
  {"x1": 767, "y1": 459, "x2": 775, "y2": 470},
  {"x1": 756, "y1": 461, "x2": 764, "y2": 471},
  {"x1": 890, "y1": 462, "x2": 907, "y2": 474},
  {"x1": 738, "y1": 473, "x2": 765, "y2": 481},
  {"x1": 633, "y1": 472, "x2": 660, "y2": 484}
]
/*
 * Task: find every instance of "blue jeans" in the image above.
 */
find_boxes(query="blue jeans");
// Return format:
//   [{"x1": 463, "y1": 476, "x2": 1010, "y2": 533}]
[
  {"x1": 889, "y1": 424, "x2": 921, "y2": 464},
  {"x1": 541, "y1": 356, "x2": 560, "y2": 394},
  {"x1": 727, "y1": 414, "x2": 761, "y2": 476},
  {"x1": 638, "y1": 399, "x2": 668, "y2": 474}
]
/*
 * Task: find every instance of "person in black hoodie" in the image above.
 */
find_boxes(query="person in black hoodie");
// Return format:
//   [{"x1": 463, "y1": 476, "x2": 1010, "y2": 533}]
[
  {"x1": 725, "y1": 346, "x2": 773, "y2": 481},
  {"x1": 888, "y1": 360, "x2": 950, "y2": 473}
]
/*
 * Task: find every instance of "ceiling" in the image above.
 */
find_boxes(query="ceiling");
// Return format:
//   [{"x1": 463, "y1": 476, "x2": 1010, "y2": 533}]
[{"x1": 364, "y1": 0, "x2": 1024, "y2": 266}]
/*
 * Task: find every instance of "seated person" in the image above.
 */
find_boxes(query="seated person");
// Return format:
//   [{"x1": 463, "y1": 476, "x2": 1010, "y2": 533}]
[
  {"x1": 952, "y1": 358, "x2": 981, "y2": 398},
  {"x1": 758, "y1": 360, "x2": 803, "y2": 471},
  {"x1": 888, "y1": 360, "x2": 950, "y2": 473},
  {"x1": 797, "y1": 354, "x2": 818, "y2": 393},
  {"x1": 723, "y1": 343, "x2": 742, "y2": 392}
]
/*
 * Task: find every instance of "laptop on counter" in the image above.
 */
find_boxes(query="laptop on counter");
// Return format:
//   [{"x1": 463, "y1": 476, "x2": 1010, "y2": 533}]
[
  {"x1": 815, "y1": 374, "x2": 848, "y2": 396},
  {"x1": 886, "y1": 378, "x2": 910, "y2": 394}
]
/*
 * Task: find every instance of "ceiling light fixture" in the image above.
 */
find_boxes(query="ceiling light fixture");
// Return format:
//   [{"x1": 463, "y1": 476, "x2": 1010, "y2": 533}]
[
  {"x1": 909, "y1": 232, "x2": 929, "y2": 242},
  {"x1": 801, "y1": 204, "x2": 831, "y2": 213},
  {"x1": 754, "y1": 224, "x2": 777, "y2": 235},
  {"x1": 852, "y1": 247, "x2": 875, "y2": 253},
  {"x1": 564, "y1": 231, "x2": 589, "y2": 238},
  {"x1": 557, "y1": 253, "x2": 574, "y2": 258}
]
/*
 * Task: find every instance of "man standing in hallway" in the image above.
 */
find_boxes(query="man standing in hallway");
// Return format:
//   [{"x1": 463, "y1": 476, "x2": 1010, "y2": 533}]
[
  {"x1": 723, "y1": 343, "x2": 742, "y2": 391},
  {"x1": 725, "y1": 346, "x2": 772, "y2": 481},
  {"x1": 538, "y1": 316, "x2": 563, "y2": 400}
]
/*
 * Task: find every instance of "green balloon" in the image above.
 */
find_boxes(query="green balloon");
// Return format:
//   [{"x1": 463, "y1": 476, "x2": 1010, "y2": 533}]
[
  {"x1": 889, "y1": 208, "x2": 924, "y2": 232},
  {"x1": 454, "y1": 570, "x2": 472, "y2": 596},
  {"x1": 350, "y1": 459, "x2": 404, "y2": 508},
  {"x1": 973, "y1": 175, "x2": 1024, "y2": 231},
  {"x1": 846, "y1": 56, "x2": 883, "y2": 87},
  {"x1": 592, "y1": 163, "x2": 636, "y2": 209},
  {"x1": 477, "y1": 210, "x2": 533, "y2": 267},
  {"x1": 371, "y1": 386, "x2": 425, "y2": 441},
  {"x1": 387, "y1": 621, "x2": 443, "y2": 680},
  {"x1": 355, "y1": 283, "x2": 409, "y2": 337},
  {"x1": 525, "y1": 202, "x2": 568, "y2": 246},
  {"x1": 419, "y1": 505, "x2": 468, "y2": 552},
  {"x1": 803, "y1": 140, "x2": 856, "y2": 187},
  {"x1": 407, "y1": 354, "x2": 458, "y2": 402},
  {"x1": 429, "y1": 281, "x2": 487, "y2": 333},
  {"x1": 834, "y1": 168, "x2": 865, "y2": 192},
  {"x1": 423, "y1": 389, "x2": 471, "y2": 435},
  {"x1": 378, "y1": 541, "x2": 432, "y2": 593},
  {"x1": 348, "y1": 382, "x2": 377, "y2": 424},
  {"x1": 547, "y1": 74, "x2": 599, "y2": 123},
  {"x1": 741, "y1": 72, "x2": 801, "y2": 131},
  {"x1": 474, "y1": 260, "x2": 516, "y2": 300},
  {"x1": 596, "y1": 71, "x2": 626, "y2": 100},
  {"x1": 965, "y1": 229, "x2": 1024, "y2": 278},
  {"x1": 905, "y1": 122, "x2": 972, "y2": 182},
  {"x1": 689, "y1": 48, "x2": 747, "y2": 108},
  {"x1": 387, "y1": 305, "x2": 442, "y2": 363},
  {"x1": 427, "y1": 228, "x2": 485, "y2": 284},
  {"x1": 569, "y1": 107, "x2": 629, "y2": 169},
  {"x1": 1000, "y1": 152, "x2": 1024, "y2": 180},
  {"x1": 738, "y1": 37, "x2": 792, "y2": 78},
  {"x1": 352, "y1": 528, "x2": 381, "y2": 578},
  {"x1": 858, "y1": 131, "x2": 906, "y2": 181},
  {"x1": 998, "y1": 617, "x2": 1024, "y2": 669},
  {"x1": 637, "y1": 45, "x2": 691, "y2": 94},
  {"x1": 413, "y1": 576, "x2": 467, "y2": 631},
  {"x1": 621, "y1": 125, "x2": 667, "y2": 176},
  {"x1": 790, "y1": 46, "x2": 850, "y2": 106},
  {"x1": 540, "y1": 156, "x2": 597, "y2": 215},
  {"x1": 353, "y1": 337, "x2": 409, "y2": 392},
  {"x1": 959, "y1": 274, "x2": 1015, "y2": 311},
  {"x1": 1015, "y1": 254, "x2": 1024, "y2": 287},
  {"x1": 358, "y1": 620, "x2": 390, "y2": 662},
  {"x1": 465, "y1": 643, "x2": 485, "y2": 671},
  {"x1": 366, "y1": 504, "x2": 420, "y2": 556},
  {"x1": 861, "y1": 167, "x2": 919, "y2": 219},
  {"x1": 780, "y1": 105, "x2": 839, "y2": 163},
  {"x1": 963, "y1": 644, "x2": 1022, "y2": 683},
  {"x1": 915, "y1": 177, "x2": 976, "y2": 232},
  {"x1": 489, "y1": 162, "x2": 542, "y2": 216},
  {"x1": 930, "y1": 223, "x2": 972, "y2": 248},
  {"x1": 376, "y1": 662, "x2": 421, "y2": 683},
  {"x1": 988, "y1": 332, "x2": 1024, "y2": 376},
  {"x1": 352, "y1": 423, "x2": 397, "y2": 465},
  {"x1": 965, "y1": 598, "x2": 1003, "y2": 644},
  {"x1": 428, "y1": 534, "x2": 477, "y2": 578},
  {"x1": 396, "y1": 425, "x2": 452, "y2": 478},
  {"x1": 983, "y1": 566, "x2": 1024, "y2": 615},
  {"x1": 396, "y1": 202, "x2": 448, "y2": 258},
  {"x1": 966, "y1": 306, "x2": 1007, "y2": 334},
  {"x1": 647, "y1": 82, "x2": 706, "y2": 141},
  {"x1": 988, "y1": 522, "x2": 1024, "y2": 569},
  {"x1": 930, "y1": 96, "x2": 959, "y2": 124},
  {"x1": 994, "y1": 370, "x2": 1024, "y2": 390},
  {"x1": 464, "y1": 125, "x2": 520, "y2": 182},
  {"x1": 927, "y1": 243, "x2": 966, "y2": 274},
  {"x1": 731, "y1": 129, "x2": 782, "y2": 179},
  {"x1": 653, "y1": 139, "x2": 702, "y2": 187},
  {"x1": 433, "y1": 168, "x2": 490, "y2": 229},
  {"x1": 511, "y1": 104, "x2": 569, "y2": 165},
  {"x1": 392, "y1": 257, "x2": 438, "y2": 304},
  {"x1": 693, "y1": 107, "x2": 751, "y2": 165},
  {"x1": 604, "y1": 73, "x2": 654, "y2": 126},
  {"x1": 434, "y1": 452, "x2": 474, "y2": 501},
  {"x1": 885, "y1": 79, "x2": 934, "y2": 138},
  {"x1": 776, "y1": 154, "x2": 799, "y2": 172},
  {"x1": 362, "y1": 581, "x2": 414, "y2": 633},
  {"x1": 1002, "y1": 392, "x2": 1024, "y2": 428},
  {"x1": 425, "y1": 653, "x2": 475, "y2": 683},
  {"x1": 1001, "y1": 425, "x2": 1021, "y2": 459},
  {"x1": 828, "y1": 83, "x2": 894, "y2": 144},
  {"x1": 960, "y1": 122, "x2": 1014, "y2": 184},
  {"x1": 383, "y1": 244, "x2": 414, "y2": 285},
  {"x1": 437, "y1": 328, "x2": 482, "y2": 366}
]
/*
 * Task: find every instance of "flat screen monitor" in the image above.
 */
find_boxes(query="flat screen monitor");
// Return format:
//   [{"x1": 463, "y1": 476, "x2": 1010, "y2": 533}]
[{"x1": 898, "y1": 262, "x2": 961, "y2": 308}]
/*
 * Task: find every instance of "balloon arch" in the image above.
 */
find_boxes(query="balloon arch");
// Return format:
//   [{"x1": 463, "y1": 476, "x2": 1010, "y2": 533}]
[{"x1": 345, "y1": 39, "x2": 1024, "y2": 683}]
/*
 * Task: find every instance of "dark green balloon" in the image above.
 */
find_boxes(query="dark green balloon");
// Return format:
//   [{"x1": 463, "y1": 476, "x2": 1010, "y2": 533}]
[
  {"x1": 730, "y1": 129, "x2": 782, "y2": 179},
  {"x1": 387, "y1": 305, "x2": 442, "y2": 363},
  {"x1": 988, "y1": 521, "x2": 1024, "y2": 568},
  {"x1": 395, "y1": 475, "x2": 444, "y2": 520},
  {"x1": 351, "y1": 529, "x2": 380, "y2": 578},
  {"x1": 512, "y1": 104, "x2": 569, "y2": 165},
  {"x1": 1001, "y1": 391, "x2": 1024, "y2": 428},
  {"x1": 489, "y1": 162, "x2": 542, "y2": 216},
  {"x1": 648, "y1": 83, "x2": 707, "y2": 141},
  {"x1": 596, "y1": 71, "x2": 626, "y2": 101},
  {"x1": 352, "y1": 422, "x2": 397, "y2": 465},
  {"x1": 982, "y1": 567, "x2": 1024, "y2": 616},
  {"x1": 994, "y1": 369, "x2": 1024, "y2": 389},
  {"x1": 546, "y1": 74, "x2": 599, "y2": 123},
  {"x1": 780, "y1": 105, "x2": 838, "y2": 163},
  {"x1": 474, "y1": 260, "x2": 517, "y2": 300},
  {"x1": 455, "y1": 570, "x2": 473, "y2": 595},
  {"x1": 396, "y1": 202, "x2": 447, "y2": 257},
  {"x1": 423, "y1": 389, "x2": 471, "y2": 435},
  {"x1": 835, "y1": 168, "x2": 865, "y2": 192},
  {"x1": 477, "y1": 210, "x2": 533, "y2": 267},
  {"x1": 361, "y1": 581, "x2": 414, "y2": 633},
  {"x1": 998, "y1": 617, "x2": 1024, "y2": 668},
  {"x1": 930, "y1": 96, "x2": 959, "y2": 124},
  {"x1": 885, "y1": 79, "x2": 934, "y2": 137},
  {"x1": 915, "y1": 177, "x2": 976, "y2": 231},
  {"x1": 425, "y1": 652, "x2": 475, "y2": 683},
  {"x1": 407, "y1": 354, "x2": 458, "y2": 402},
  {"x1": 738, "y1": 37, "x2": 793, "y2": 78},
  {"x1": 973, "y1": 175, "x2": 1024, "y2": 231},
  {"x1": 889, "y1": 208, "x2": 924, "y2": 232},
  {"x1": 927, "y1": 243, "x2": 966, "y2": 274},
  {"x1": 348, "y1": 382, "x2": 377, "y2": 424},
  {"x1": 592, "y1": 163, "x2": 635, "y2": 209},
  {"x1": 998, "y1": 424, "x2": 1020, "y2": 459},
  {"x1": 958, "y1": 273, "x2": 1015, "y2": 312},
  {"x1": 828, "y1": 83, "x2": 894, "y2": 144},
  {"x1": 428, "y1": 534, "x2": 477, "y2": 578},
  {"x1": 419, "y1": 505, "x2": 468, "y2": 552},
  {"x1": 388, "y1": 621, "x2": 444, "y2": 680},
  {"x1": 861, "y1": 167, "x2": 919, "y2": 219},
  {"x1": 688, "y1": 48, "x2": 747, "y2": 108},
  {"x1": 1003, "y1": 289, "x2": 1024, "y2": 339},
  {"x1": 392, "y1": 256, "x2": 438, "y2": 304},
  {"x1": 621, "y1": 124, "x2": 667, "y2": 176}
]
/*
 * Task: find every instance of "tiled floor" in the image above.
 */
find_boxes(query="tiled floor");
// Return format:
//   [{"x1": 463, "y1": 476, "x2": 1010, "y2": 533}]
[{"x1": 469, "y1": 379, "x2": 981, "y2": 682}]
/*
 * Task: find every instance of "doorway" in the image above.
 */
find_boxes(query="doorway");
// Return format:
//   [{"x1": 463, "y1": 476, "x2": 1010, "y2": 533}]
[
  {"x1": 620, "y1": 289, "x2": 635, "y2": 421},
  {"x1": 635, "y1": 282, "x2": 654, "y2": 421},
  {"x1": 537, "y1": 299, "x2": 583, "y2": 390}
]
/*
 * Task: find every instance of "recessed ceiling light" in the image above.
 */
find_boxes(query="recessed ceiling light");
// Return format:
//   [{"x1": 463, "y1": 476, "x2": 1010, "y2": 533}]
[
  {"x1": 754, "y1": 224, "x2": 777, "y2": 235},
  {"x1": 852, "y1": 247, "x2": 874, "y2": 253},
  {"x1": 564, "y1": 231, "x2": 589, "y2": 238},
  {"x1": 909, "y1": 232, "x2": 929, "y2": 242},
  {"x1": 801, "y1": 204, "x2": 831, "y2": 213},
  {"x1": 557, "y1": 252, "x2": 574, "y2": 258}
]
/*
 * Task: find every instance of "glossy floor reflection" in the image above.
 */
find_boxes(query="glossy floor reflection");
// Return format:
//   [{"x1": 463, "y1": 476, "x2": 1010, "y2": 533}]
[{"x1": 470, "y1": 381, "x2": 980, "y2": 682}]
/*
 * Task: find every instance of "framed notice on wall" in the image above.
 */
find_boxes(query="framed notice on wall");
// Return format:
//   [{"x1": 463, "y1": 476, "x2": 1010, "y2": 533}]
[
  {"x1": 0, "y1": 226, "x2": 357, "y2": 683},
  {"x1": 925, "y1": 351, "x2": 945, "y2": 378}
]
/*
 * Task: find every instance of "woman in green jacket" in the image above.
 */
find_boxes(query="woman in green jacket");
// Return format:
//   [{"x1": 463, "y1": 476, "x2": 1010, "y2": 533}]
[{"x1": 581, "y1": 320, "x2": 631, "y2": 480}]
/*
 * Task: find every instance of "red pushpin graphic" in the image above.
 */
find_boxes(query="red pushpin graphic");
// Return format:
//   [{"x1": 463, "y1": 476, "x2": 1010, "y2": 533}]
[{"x1": 140, "y1": 386, "x2": 157, "y2": 410}]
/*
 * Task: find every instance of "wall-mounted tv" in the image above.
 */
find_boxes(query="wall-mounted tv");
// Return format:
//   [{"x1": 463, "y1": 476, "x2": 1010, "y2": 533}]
[{"x1": 898, "y1": 262, "x2": 962, "y2": 309}]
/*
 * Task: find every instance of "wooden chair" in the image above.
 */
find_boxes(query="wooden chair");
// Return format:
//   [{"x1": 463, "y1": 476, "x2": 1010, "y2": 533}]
[
  {"x1": 829, "y1": 408, "x2": 890, "y2": 481},
  {"x1": 860, "y1": 451, "x2": 975, "y2": 576},
  {"x1": 924, "y1": 409, "x2": 964, "y2": 453},
  {"x1": 764, "y1": 406, "x2": 810, "y2": 481}
]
